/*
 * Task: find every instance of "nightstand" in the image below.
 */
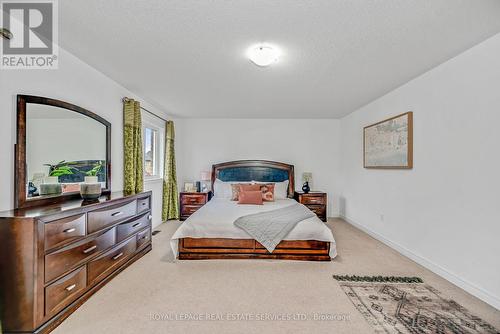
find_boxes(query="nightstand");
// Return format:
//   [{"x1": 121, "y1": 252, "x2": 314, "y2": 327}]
[
  {"x1": 179, "y1": 191, "x2": 212, "y2": 221},
  {"x1": 294, "y1": 191, "x2": 327, "y2": 222}
]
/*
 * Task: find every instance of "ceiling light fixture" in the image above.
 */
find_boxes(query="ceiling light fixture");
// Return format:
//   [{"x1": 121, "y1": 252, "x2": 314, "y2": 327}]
[
  {"x1": 247, "y1": 44, "x2": 280, "y2": 67},
  {"x1": 0, "y1": 28, "x2": 13, "y2": 40}
]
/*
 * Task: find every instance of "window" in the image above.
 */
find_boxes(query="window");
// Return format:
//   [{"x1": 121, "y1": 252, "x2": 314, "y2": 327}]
[
  {"x1": 144, "y1": 127, "x2": 157, "y2": 177},
  {"x1": 142, "y1": 114, "x2": 164, "y2": 180}
]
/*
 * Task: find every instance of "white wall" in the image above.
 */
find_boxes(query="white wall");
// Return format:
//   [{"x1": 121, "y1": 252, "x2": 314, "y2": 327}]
[
  {"x1": 339, "y1": 32, "x2": 500, "y2": 309},
  {"x1": 0, "y1": 47, "x2": 170, "y2": 228},
  {"x1": 176, "y1": 118, "x2": 341, "y2": 217}
]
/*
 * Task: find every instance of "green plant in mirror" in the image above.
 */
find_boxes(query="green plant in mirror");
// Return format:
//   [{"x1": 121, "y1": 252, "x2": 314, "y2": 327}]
[
  {"x1": 44, "y1": 160, "x2": 79, "y2": 177},
  {"x1": 86, "y1": 161, "x2": 103, "y2": 177}
]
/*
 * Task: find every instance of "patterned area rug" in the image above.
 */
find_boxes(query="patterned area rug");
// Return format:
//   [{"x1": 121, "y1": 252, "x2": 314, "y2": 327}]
[{"x1": 334, "y1": 275, "x2": 499, "y2": 334}]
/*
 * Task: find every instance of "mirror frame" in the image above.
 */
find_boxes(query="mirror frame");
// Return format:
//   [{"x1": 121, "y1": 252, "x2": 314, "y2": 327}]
[{"x1": 15, "y1": 95, "x2": 112, "y2": 209}]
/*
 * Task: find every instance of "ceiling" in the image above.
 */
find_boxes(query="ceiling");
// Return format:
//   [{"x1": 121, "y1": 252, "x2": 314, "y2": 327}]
[{"x1": 59, "y1": 0, "x2": 500, "y2": 119}]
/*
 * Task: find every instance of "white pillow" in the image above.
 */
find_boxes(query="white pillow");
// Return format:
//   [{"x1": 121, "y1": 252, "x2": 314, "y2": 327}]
[
  {"x1": 252, "y1": 180, "x2": 289, "y2": 200},
  {"x1": 273, "y1": 180, "x2": 289, "y2": 199},
  {"x1": 213, "y1": 179, "x2": 240, "y2": 199}
]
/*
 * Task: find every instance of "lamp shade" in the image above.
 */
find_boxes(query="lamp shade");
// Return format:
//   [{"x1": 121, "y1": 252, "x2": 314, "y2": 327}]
[
  {"x1": 200, "y1": 171, "x2": 211, "y2": 181},
  {"x1": 302, "y1": 172, "x2": 313, "y2": 183}
]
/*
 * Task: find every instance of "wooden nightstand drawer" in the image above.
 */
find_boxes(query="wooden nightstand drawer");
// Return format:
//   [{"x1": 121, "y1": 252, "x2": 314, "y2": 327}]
[
  {"x1": 294, "y1": 191, "x2": 327, "y2": 222},
  {"x1": 181, "y1": 205, "x2": 202, "y2": 216},
  {"x1": 181, "y1": 194, "x2": 207, "y2": 205},
  {"x1": 180, "y1": 192, "x2": 211, "y2": 221},
  {"x1": 306, "y1": 205, "x2": 326, "y2": 219},
  {"x1": 300, "y1": 195, "x2": 326, "y2": 205}
]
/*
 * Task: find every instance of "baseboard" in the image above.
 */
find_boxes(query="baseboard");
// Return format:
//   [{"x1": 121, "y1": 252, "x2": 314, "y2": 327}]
[{"x1": 341, "y1": 215, "x2": 500, "y2": 311}]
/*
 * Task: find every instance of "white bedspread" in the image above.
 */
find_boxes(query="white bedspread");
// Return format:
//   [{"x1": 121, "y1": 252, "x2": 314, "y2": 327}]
[{"x1": 170, "y1": 198, "x2": 337, "y2": 258}]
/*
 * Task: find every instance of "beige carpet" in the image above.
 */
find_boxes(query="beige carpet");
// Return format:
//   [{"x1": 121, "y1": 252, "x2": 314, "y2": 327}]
[{"x1": 53, "y1": 219, "x2": 500, "y2": 334}]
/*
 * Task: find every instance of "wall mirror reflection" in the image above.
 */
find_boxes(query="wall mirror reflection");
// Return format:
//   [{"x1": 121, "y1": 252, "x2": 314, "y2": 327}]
[{"x1": 16, "y1": 95, "x2": 111, "y2": 208}]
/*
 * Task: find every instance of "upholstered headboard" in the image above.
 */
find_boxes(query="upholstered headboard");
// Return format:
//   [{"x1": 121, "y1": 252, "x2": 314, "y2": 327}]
[{"x1": 211, "y1": 160, "x2": 295, "y2": 198}]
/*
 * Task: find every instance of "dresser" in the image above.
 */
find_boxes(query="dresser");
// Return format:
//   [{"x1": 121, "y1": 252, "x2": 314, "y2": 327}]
[
  {"x1": 0, "y1": 191, "x2": 152, "y2": 334},
  {"x1": 294, "y1": 191, "x2": 327, "y2": 222},
  {"x1": 179, "y1": 191, "x2": 212, "y2": 221}
]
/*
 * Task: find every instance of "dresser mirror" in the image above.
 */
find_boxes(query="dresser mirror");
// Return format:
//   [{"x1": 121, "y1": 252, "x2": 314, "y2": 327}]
[{"x1": 16, "y1": 95, "x2": 111, "y2": 208}]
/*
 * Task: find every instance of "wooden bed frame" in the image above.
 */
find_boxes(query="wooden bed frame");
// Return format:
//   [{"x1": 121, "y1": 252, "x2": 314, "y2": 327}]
[{"x1": 178, "y1": 160, "x2": 331, "y2": 261}]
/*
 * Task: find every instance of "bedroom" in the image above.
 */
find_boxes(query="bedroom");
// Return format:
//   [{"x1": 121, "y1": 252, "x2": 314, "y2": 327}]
[{"x1": 0, "y1": 1, "x2": 499, "y2": 333}]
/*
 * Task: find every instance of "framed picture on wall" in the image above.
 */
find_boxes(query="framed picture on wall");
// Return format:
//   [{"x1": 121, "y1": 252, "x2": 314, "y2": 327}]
[
  {"x1": 184, "y1": 182, "x2": 196, "y2": 192},
  {"x1": 363, "y1": 112, "x2": 413, "y2": 169}
]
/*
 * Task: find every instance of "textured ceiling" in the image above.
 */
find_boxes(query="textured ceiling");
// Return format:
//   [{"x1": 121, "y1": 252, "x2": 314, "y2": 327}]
[{"x1": 59, "y1": 0, "x2": 500, "y2": 118}]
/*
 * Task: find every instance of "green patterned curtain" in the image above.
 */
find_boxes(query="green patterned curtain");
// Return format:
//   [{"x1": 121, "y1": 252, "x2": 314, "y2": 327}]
[
  {"x1": 162, "y1": 120, "x2": 179, "y2": 220},
  {"x1": 123, "y1": 99, "x2": 144, "y2": 195}
]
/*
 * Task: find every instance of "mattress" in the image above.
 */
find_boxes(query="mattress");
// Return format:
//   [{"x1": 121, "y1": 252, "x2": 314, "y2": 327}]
[{"x1": 171, "y1": 198, "x2": 337, "y2": 258}]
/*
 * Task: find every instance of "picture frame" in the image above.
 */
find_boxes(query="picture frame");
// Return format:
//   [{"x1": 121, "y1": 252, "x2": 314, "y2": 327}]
[
  {"x1": 200, "y1": 180, "x2": 211, "y2": 192},
  {"x1": 184, "y1": 182, "x2": 196, "y2": 192},
  {"x1": 363, "y1": 112, "x2": 413, "y2": 169}
]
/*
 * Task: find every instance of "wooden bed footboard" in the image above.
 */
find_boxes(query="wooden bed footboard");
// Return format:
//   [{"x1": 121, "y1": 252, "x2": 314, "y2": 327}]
[{"x1": 178, "y1": 238, "x2": 331, "y2": 261}]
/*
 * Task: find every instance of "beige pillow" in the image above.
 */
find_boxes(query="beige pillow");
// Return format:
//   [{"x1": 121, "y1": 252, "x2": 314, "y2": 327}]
[{"x1": 230, "y1": 183, "x2": 253, "y2": 201}]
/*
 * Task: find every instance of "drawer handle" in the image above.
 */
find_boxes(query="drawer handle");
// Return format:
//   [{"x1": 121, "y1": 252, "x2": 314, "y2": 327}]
[
  {"x1": 148, "y1": 215, "x2": 152, "y2": 220},
  {"x1": 112, "y1": 252, "x2": 124, "y2": 260},
  {"x1": 65, "y1": 284, "x2": 76, "y2": 292},
  {"x1": 132, "y1": 222, "x2": 142, "y2": 228},
  {"x1": 111, "y1": 211, "x2": 123, "y2": 217},
  {"x1": 141, "y1": 235, "x2": 148, "y2": 240},
  {"x1": 142, "y1": 202, "x2": 147, "y2": 206},
  {"x1": 83, "y1": 245, "x2": 97, "y2": 254},
  {"x1": 63, "y1": 228, "x2": 76, "y2": 233}
]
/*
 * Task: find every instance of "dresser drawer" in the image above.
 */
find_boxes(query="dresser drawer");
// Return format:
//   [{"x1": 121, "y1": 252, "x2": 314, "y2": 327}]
[
  {"x1": 116, "y1": 213, "x2": 151, "y2": 243},
  {"x1": 300, "y1": 195, "x2": 326, "y2": 205},
  {"x1": 87, "y1": 200, "x2": 137, "y2": 234},
  {"x1": 45, "y1": 266, "x2": 87, "y2": 315},
  {"x1": 87, "y1": 236, "x2": 137, "y2": 285},
  {"x1": 137, "y1": 197, "x2": 150, "y2": 213},
  {"x1": 137, "y1": 228, "x2": 151, "y2": 249},
  {"x1": 45, "y1": 228, "x2": 116, "y2": 282},
  {"x1": 45, "y1": 214, "x2": 86, "y2": 250},
  {"x1": 181, "y1": 194, "x2": 206, "y2": 205},
  {"x1": 181, "y1": 205, "x2": 202, "y2": 217}
]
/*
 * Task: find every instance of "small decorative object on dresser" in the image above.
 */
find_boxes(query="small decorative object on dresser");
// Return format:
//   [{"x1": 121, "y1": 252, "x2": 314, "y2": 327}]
[
  {"x1": 200, "y1": 171, "x2": 211, "y2": 192},
  {"x1": 180, "y1": 191, "x2": 212, "y2": 221},
  {"x1": 301, "y1": 172, "x2": 312, "y2": 193},
  {"x1": 294, "y1": 191, "x2": 327, "y2": 222},
  {"x1": 80, "y1": 162, "x2": 104, "y2": 200},
  {"x1": 184, "y1": 182, "x2": 195, "y2": 192},
  {"x1": 39, "y1": 176, "x2": 63, "y2": 196}
]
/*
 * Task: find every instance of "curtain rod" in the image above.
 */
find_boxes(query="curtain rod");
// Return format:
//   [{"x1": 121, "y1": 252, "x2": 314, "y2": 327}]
[{"x1": 122, "y1": 97, "x2": 168, "y2": 123}]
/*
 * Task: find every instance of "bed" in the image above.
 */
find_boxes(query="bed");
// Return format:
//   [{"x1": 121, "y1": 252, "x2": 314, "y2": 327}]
[{"x1": 171, "y1": 160, "x2": 337, "y2": 261}]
